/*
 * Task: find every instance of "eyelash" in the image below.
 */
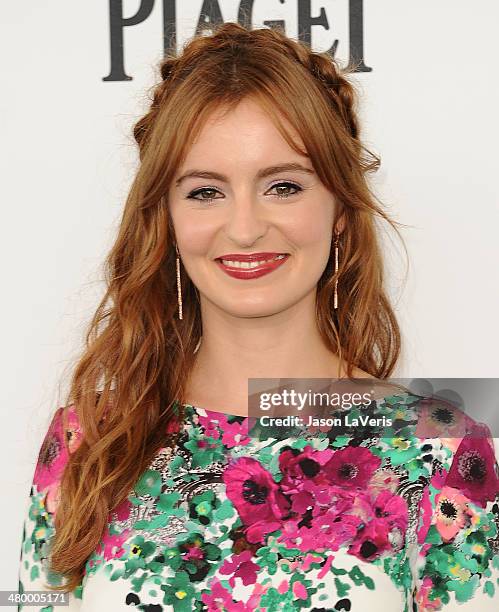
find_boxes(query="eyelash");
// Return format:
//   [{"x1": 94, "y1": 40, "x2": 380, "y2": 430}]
[{"x1": 186, "y1": 181, "x2": 303, "y2": 204}]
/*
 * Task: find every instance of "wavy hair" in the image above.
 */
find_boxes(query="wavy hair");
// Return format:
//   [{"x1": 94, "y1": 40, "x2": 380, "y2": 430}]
[{"x1": 47, "y1": 21, "x2": 405, "y2": 591}]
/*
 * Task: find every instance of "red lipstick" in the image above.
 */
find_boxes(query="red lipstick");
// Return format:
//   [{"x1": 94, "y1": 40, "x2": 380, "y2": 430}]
[{"x1": 215, "y1": 252, "x2": 290, "y2": 280}]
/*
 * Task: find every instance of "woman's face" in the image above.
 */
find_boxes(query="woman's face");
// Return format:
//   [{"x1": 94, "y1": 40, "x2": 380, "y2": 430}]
[{"x1": 168, "y1": 97, "x2": 342, "y2": 318}]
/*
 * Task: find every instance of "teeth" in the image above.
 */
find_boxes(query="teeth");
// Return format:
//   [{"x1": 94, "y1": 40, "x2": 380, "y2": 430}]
[{"x1": 221, "y1": 254, "x2": 286, "y2": 268}]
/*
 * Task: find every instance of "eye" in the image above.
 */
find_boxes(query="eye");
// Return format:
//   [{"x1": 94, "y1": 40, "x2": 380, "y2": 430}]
[
  {"x1": 186, "y1": 187, "x2": 222, "y2": 204},
  {"x1": 268, "y1": 181, "x2": 302, "y2": 199},
  {"x1": 185, "y1": 181, "x2": 303, "y2": 205}
]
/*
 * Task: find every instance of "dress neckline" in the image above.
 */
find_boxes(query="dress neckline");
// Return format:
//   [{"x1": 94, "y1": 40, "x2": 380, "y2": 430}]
[
  {"x1": 181, "y1": 402, "x2": 248, "y2": 419},
  {"x1": 178, "y1": 388, "x2": 414, "y2": 421}
]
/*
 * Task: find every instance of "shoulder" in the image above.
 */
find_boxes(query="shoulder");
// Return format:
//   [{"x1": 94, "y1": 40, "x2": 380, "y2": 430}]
[
  {"x1": 32, "y1": 404, "x2": 83, "y2": 515},
  {"x1": 396, "y1": 392, "x2": 499, "y2": 502},
  {"x1": 413, "y1": 395, "x2": 499, "y2": 493},
  {"x1": 406, "y1": 395, "x2": 499, "y2": 608},
  {"x1": 19, "y1": 405, "x2": 84, "y2": 595}
]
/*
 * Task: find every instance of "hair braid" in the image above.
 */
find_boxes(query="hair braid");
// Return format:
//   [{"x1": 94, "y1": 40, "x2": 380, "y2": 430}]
[
  {"x1": 133, "y1": 57, "x2": 179, "y2": 154},
  {"x1": 307, "y1": 52, "x2": 360, "y2": 140},
  {"x1": 233, "y1": 26, "x2": 360, "y2": 139},
  {"x1": 134, "y1": 24, "x2": 359, "y2": 154}
]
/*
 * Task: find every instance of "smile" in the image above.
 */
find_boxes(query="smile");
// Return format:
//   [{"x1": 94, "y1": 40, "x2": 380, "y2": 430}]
[{"x1": 215, "y1": 253, "x2": 290, "y2": 279}]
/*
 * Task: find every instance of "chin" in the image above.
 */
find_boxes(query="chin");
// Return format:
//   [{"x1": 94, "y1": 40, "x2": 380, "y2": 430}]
[{"x1": 218, "y1": 300, "x2": 287, "y2": 318}]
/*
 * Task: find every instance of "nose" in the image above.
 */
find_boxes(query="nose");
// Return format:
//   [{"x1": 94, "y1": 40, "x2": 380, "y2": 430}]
[{"x1": 223, "y1": 190, "x2": 268, "y2": 247}]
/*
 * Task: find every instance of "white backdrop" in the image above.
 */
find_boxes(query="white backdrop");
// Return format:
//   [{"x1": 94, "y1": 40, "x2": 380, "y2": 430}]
[{"x1": 2, "y1": 0, "x2": 498, "y2": 597}]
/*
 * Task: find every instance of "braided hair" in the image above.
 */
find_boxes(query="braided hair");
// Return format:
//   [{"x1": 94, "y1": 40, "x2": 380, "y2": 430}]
[{"x1": 135, "y1": 23, "x2": 366, "y2": 162}]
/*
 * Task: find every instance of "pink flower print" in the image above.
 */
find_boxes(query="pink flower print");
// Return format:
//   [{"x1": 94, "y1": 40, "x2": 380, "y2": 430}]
[
  {"x1": 288, "y1": 488, "x2": 315, "y2": 515},
  {"x1": 324, "y1": 446, "x2": 381, "y2": 489},
  {"x1": 292, "y1": 580, "x2": 308, "y2": 599},
  {"x1": 183, "y1": 544, "x2": 205, "y2": 561},
  {"x1": 300, "y1": 552, "x2": 325, "y2": 571},
  {"x1": 111, "y1": 497, "x2": 132, "y2": 522},
  {"x1": 33, "y1": 405, "x2": 82, "y2": 515},
  {"x1": 219, "y1": 550, "x2": 260, "y2": 586},
  {"x1": 285, "y1": 474, "x2": 349, "y2": 517},
  {"x1": 414, "y1": 398, "x2": 473, "y2": 439},
  {"x1": 444, "y1": 427, "x2": 499, "y2": 507},
  {"x1": 317, "y1": 553, "x2": 334, "y2": 579},
  {"x1": 306, "y1": 478, "x2": 356, "y2": 509},
  {"x1": 34, "y1": 408, "x2": 66, "y2": 490},
  {"x1": 223, "y1": 457, "x2": 290, "y2": 544},
  {"x1": 430, "y1": 468, "x2": 447, "y2": 490},
  {"x1": 245, "y1": 583, "x2": 267, "y2": 610},
  {"x1": 349, "y1": 489, "x2": 375, "y2": 524},
  {"x1": 278, "y1": 445, "x2": 333, "y2": 494},
  {"x1": 313, "y1": 510, "x2": 362, "y2": 550},
  {"x1": 434, "y1": 486, "x2": 474, "y2": 542},
  {"x1": 165, "y1": 414, "x2": 182, "y2": 435},
  {"x1": 372, "y1": 490, "x2": 408, "y2": 533},
  {"x1": 197, "y1": 415, "x2": 222, "y2": 441},
  {"x1": 348, "y1": 519, "x2": 391, "y2": 561},
  {"x1": 202, "y1": 578, "x2": 253, "y2": 611},
  {"x1": 245, "y1": 518, "x2": 284, "y2": 544},
  {"x1": 221, "y1": 419, "x2": 251, "y2": 448},
  {"x1": 98, "y1": 527, "x2": 131, "y2": 561},
  {"x1": 277, "y1": 503, "x2": 360, "y2": 553},
  {"x1": 197, "y1": 438, "x2": 219, "y2": 450},
  {"x1": 415, "y1": 576, "x2": 443, "y2": 610}
]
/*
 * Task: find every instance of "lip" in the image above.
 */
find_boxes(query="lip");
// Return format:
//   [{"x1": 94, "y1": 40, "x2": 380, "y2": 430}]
[
  {"x1": 215, "y1": 252, "x2": 290, "y2": 280},
  {"x1": 215, "y1": 252, "x2": 289, "y2": 262}
]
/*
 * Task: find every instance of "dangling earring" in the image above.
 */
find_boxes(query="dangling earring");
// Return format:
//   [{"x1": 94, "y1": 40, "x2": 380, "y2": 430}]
[
  {"x1": 333, "y1": 231, "x2": 340, "y2": 310},
  {"x1": 175, "y1": 243, "x2": 183, "y2": 320}
]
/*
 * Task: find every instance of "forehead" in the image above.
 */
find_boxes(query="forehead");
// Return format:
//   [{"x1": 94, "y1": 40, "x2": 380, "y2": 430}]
[{"x1": 182, "y1": 97, "x2": 306, "y2": 165}]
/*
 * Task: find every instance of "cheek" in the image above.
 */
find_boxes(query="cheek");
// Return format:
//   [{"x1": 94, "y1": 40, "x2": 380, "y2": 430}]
[
  {"x1": 283, "y1": 202, "x2": 334, "y2": 247},
  {"x1": 171, "y1": 209, "x2": 220, "y2": 256}
]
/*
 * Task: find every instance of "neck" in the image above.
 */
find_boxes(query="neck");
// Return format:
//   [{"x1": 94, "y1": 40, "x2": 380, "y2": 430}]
[{"x1": 183, "y1": 292, "x2": 371, "y2": 414}]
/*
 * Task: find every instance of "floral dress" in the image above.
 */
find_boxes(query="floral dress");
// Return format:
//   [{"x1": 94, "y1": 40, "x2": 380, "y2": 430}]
[{"x1": 18, "y1": 391, "x2": 499, "y2": 611}]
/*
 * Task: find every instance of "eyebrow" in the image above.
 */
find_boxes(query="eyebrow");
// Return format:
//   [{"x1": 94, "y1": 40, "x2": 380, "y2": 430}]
[{"x1": 174, "y1": 162, "x2": 315, "y2": 187}]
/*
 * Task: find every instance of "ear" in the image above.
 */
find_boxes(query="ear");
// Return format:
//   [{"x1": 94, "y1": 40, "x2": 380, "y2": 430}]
[{"x1": 335, "y1": 212, "x2": 346, "y2": 235}]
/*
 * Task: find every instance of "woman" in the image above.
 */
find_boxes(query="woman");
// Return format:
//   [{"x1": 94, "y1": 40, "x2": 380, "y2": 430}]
[{"x1": 18, "y1": 22, "x2": 499, "y2": 611}]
